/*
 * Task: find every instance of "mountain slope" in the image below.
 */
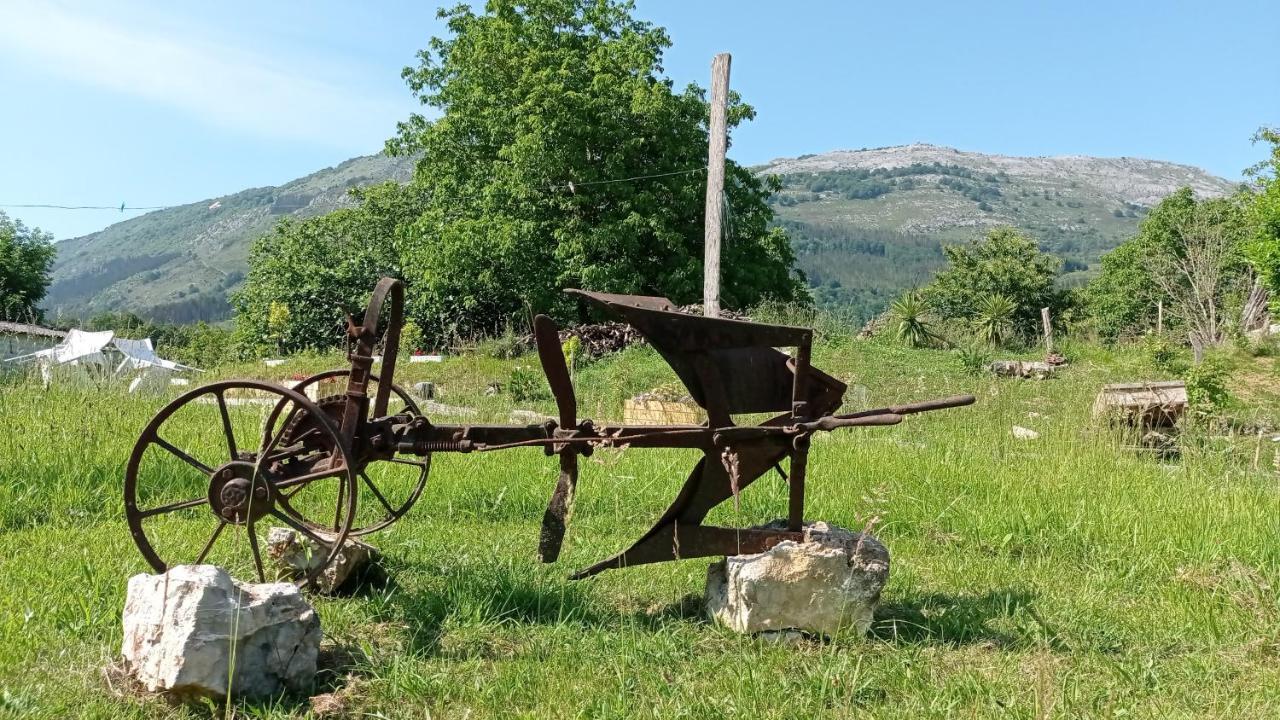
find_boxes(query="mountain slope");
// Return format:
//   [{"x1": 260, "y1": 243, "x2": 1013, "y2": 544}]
[
  {"x1": 47, "y1": 144, "x2": 1237, "y2": 324},
  {"x1": 46, "y1": 154, "x2": 415, "y2": 322},
  {"x1": 763, "y1": 144, "x2": 1238, "y2": 320}
]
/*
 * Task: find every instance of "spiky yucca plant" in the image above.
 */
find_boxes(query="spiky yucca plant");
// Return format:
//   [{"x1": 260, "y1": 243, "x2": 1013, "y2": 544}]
[
  {"x1": 891, "y1": 293, "x2": 934, "y2": 348},
  {"x1": 975, "y1": 293, "x2": 1017, "y2": 347}
]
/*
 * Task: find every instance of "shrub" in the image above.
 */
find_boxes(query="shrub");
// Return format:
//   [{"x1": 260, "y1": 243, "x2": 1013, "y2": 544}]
[
  {"x1": 955, "y1": 344, "x2": 992, "y2": 375},
  {"x1": 477, "y1": 326, "x2": 528, "y2": 360},
  {"x1": 562, "y1": 335, "x2": 582, "y2": 373},
  {"x1": 1184, "y1": 357, "x2": 1230, "y2": 414},
  {"x1": 1143, "y1": 334, "x2": 1188, "y2": 375},
  {"x1": 974, "y1": 293, "x2": 1016, "y2": 347},
  {"x1": 509, "y1": 365, "x2": 550, "y2": 402},
  {"x1": 400, "y1": 321, "x2": 424, "y2": 355},
  {"x1": 890, "y1": 293, "x2": 934, "y2": 348}
]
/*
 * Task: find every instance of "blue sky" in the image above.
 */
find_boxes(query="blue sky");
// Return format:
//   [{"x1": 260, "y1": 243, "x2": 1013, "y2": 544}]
[{"x1": 1, "y1": 0, "x2": 1276, "y2": 240}]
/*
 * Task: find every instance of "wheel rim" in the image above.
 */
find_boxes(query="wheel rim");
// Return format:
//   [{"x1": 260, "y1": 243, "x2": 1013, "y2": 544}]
[
  {"x1": 283, "y1": 369, "x2": 430, "y2": 535},
  {"x1": 124, "y1": 379, "x2": 357, "y2": 588}
]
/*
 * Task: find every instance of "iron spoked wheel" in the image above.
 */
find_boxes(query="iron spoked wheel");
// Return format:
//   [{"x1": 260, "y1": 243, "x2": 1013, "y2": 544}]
[
  {"x1": 282, "y1": 369, "x2": 431, "y2": 536},
  {"x1": 124, "y1": 380, "x2": 357, "y2": 587}
]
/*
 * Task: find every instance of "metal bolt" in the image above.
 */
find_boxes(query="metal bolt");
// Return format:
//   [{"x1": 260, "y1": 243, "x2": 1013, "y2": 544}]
[
  {"x1": 253, "y1": 485, "x2": 268, "y2": 500},
  {"x1": 221, "y1": 507, "x2": 237, "y2": 520}
]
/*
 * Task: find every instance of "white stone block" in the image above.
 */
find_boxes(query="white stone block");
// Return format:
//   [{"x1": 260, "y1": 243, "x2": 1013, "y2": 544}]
[
  {"x1": 121, "y1": 565, "x2": 319, "y2": 700},
  {"x1": 706, "y1": 521, "x2": 889, "y2": 637}
]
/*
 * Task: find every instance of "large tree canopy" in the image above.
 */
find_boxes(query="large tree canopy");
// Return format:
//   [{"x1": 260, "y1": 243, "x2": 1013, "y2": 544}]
[
  {"x1": 1085, "y1": 240, "x2": 1159, "y2": 342},
  {"x1": 920, "y1": 227, "x2": 1063, "y2": 334},
  {"x1": 232, "y1": 183, "x2": 420, "y2": 354},
  {"x1": 1244, "y1": 128, "x2": 1280, "y2": 307},
  {"x1": 235, "y1": 0, "x2": 803, "y2": 351},
  {"x1": 0, "y1": 211, "x2": 56, "y2": 322},
  {"x1": 388, "y1": 0, "x2": 803, "y2": 339},
  {"x1": 1086, "y1": 187, "x2": 1252, "y2": 346}
]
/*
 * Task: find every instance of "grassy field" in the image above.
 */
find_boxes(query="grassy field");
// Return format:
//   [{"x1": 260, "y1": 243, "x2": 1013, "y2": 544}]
[{"x1": 2, "y1": 336, "x2": 1280, "y2": 718}]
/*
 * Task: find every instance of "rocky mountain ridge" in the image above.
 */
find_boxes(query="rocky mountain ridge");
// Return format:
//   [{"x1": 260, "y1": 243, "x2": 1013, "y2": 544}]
[{"x1": 46, "y1": 144, "x2": 1236, "y2": 323}]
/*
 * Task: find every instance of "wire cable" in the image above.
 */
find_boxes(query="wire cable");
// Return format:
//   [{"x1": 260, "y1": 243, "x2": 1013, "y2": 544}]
[
  {"x1": 0, "y1": 165, "x2": 711, "y2": 212},
  {"x1": 563, "y1": 166, "x2": 707, "y2": 188},
  {"x1": 0, "y1": 203, "x2": 171, "y2": 211}
]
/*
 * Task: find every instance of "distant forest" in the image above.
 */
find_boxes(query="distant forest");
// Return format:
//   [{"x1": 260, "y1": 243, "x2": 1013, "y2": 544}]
[{"x1": 780, "y1": 219, "x2": 948, "y2": 323}]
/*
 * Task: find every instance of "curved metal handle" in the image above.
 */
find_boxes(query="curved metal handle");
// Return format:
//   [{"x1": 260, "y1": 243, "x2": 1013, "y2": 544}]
[
  {"x1": 340, "y1": 278, "x2": 405, "y2": 448},
  {"x1": 365, "y1": 278, "x2": 405, "y2": 419}
]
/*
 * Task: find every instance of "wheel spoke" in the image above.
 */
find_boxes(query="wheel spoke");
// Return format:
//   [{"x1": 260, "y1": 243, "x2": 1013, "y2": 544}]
[
  {"x1": 387, "y1": 457, "x2": 429, "y2": 468},
  {"x1": 283, "y1": 427, "x2": 321, "y2": 446},
  {"x1": 214, "y1": 390, "x2": 238, "y2": 461},
  {"x1": 361, "y1": 471, "x2": 398, "y2": 518},
  {"x1": 269, "y1": 507, "x2": 332, "y2": 547},
  {"x1": 246, "y1": 523, "x2": 266, "y2": 583},
  {"x1": 153, "y1": 435, "x2": 212, "y2": 475},
  {"x1": 333, "y1": 476, "x2": 346, "y2": 530},
  {"x1": 138, "y1": 495, "x2": 208, "y2": 518},
  {"x1": 194, "y1": 521, "x2": 228, "y2": 564},
  {"x1": 274, "y1": 465, "x2": 347, "y2": 493}
]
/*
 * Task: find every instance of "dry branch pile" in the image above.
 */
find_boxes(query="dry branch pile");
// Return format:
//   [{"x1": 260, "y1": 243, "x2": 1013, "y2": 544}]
[
  {"x1": 529, "y1": 305, "x2": 750, "y2": 360},
  {"x1": 558, "y1": 322, "x2": 643, "y2": 359}
]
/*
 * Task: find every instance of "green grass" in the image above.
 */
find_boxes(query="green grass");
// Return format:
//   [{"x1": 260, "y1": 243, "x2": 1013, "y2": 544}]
[{"x1": 2, "y1": 339, "x2": 1280, "y2": 718}]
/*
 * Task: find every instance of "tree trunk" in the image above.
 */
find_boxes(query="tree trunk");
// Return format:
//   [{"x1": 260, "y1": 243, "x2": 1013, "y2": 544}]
[
  {"x1": 1241, "y1": 275, "x2": 1270, "y2": 332},
  {"x1": 1190, "y1": 330, "x2": 1206, "y2": 364}
]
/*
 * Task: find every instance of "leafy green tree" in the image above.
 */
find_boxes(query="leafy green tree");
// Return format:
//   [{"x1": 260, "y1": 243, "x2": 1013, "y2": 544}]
[
  {"x1": 232, "y1": 183, "x2": 419, "y2": 353},
  {"x1": 921, "y1": 227, "x2": 1062, "y2": 334},
  {"x1": 1087, "y1": 188, "x2": 1251, "y2": 350},
  {"x1": 386, "y1": 0, "x2": 804, "y2": 340},
  {"x1": 0, "y1": 211, "x2": 56, "y2": 322},
  {"x1": 1084, "y1": 240, "x2": 1161, "y2": 342},
  {"x1": 1244, "y1": 128, "x2": 1280, "y2": 307}
]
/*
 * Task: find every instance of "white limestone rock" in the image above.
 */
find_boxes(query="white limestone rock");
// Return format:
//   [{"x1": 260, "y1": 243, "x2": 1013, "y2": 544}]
[
  {"x1": 1012, "y1": 425, "x2": 1041, "y2": 440},
  {"x1": 121, "y1": 565, "x2": 319, "y2": 700},
  {"x1": 705, "y1": 521, "x2": 889, "y2": 637},
  {"x1": 265, "y1": 527, "x2": 380, "y2": 594}
]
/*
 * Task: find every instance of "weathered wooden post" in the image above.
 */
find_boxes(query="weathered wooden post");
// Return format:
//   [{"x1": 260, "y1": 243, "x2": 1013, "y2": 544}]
[
  {"x1": 703, "y1": 52, "x2": 731, "y2": 318},
  {"x1": 1156, "y1": 299, "x2": 1164, "y2": 334},
  {"x1": 1041, "y1": 307, "x2": 1053, "y2": 354}
]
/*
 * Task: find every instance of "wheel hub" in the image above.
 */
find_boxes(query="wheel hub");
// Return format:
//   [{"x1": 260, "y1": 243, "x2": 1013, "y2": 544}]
[{"x1": 208, "y1": 461, "x2": 272, "y2": 524}]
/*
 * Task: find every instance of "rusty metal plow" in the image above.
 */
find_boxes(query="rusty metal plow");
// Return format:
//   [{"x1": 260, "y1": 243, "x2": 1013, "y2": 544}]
[{"x1": 124, "y1": 278, "x2": 972, "y2": 587}]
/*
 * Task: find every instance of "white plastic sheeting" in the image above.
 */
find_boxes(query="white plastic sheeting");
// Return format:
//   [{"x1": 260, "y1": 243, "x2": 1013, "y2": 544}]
[
  {"x1": 6, "y1": 328, "x2": 115, "y2": 366},
  {"x1": 4, "y1": 331, "x2": 199, "y2": 390},
  {"x1": 113, "y1": 337, "x2": 201, "y2": 393},
  {"x1": 4, "y1": 329, "x2": 115, "y2": 385},
  {"x1": 113, "y1": 337, "x2": 199, "y2": 374}
]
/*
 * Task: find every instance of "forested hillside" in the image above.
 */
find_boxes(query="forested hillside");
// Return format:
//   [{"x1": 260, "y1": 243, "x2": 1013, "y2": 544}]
[
  {"x1": 45, "y1": 154, "x2": 414, "y2": 322},
  {"x1": 46, "y1": 144, "x2": 1236, "y2": 324},
  {"x1": 767, "y1": 144, "x2": 1238, "y2": 322}
]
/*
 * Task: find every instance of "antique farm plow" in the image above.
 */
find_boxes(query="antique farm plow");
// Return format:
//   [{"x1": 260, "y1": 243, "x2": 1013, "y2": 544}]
[{"x1": 124, "y1": 278, "x2": 973, "y2": 586}]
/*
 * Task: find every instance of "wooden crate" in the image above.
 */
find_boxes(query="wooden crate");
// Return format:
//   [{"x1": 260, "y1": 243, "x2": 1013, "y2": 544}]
[
  {"x1": 623, "y1": 398, "x2": 704, "y2": 426},
  {"x1": 1092, "y1": 380, "x2": 1187, "y2": 428}
]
